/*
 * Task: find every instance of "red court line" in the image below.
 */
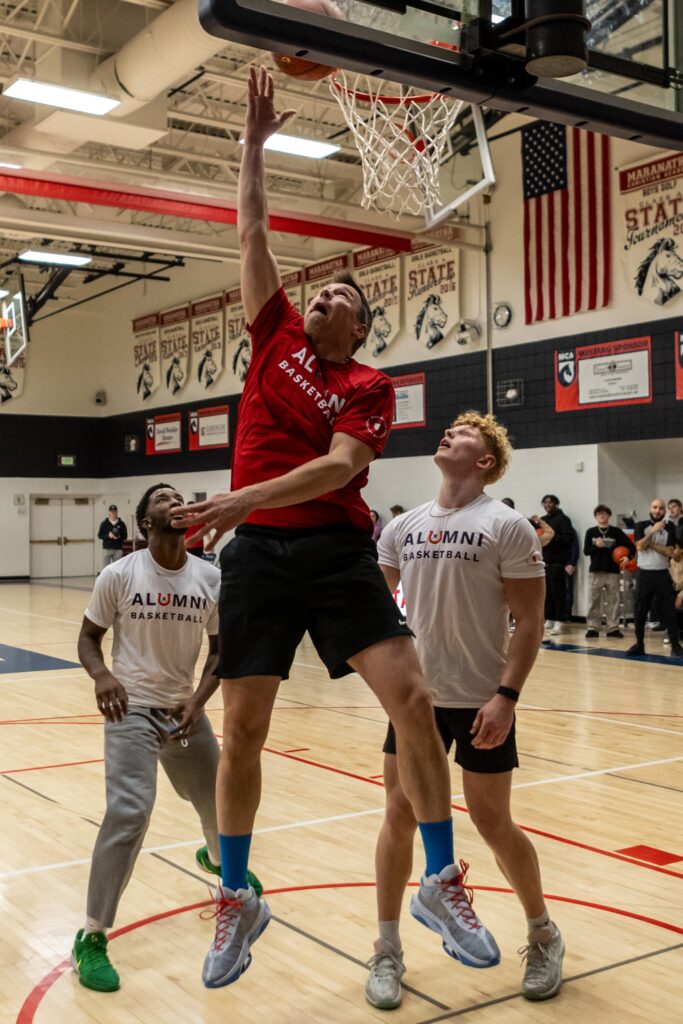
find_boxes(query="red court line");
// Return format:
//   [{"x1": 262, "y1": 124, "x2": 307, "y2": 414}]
[
  {"x1": 517, "y1": 708, "x2": 683, "y2": 719},
  {"x1": 263, "y1": 747, "x2": 683, "y2": 881},
  {"x1": 0, "y1": 758, "x2": 104, "y2": 775},
  {"x1": 16, "y1": 882, "x2": 683, "y2": 1024},
  {"x1": 0, "y1": 713, "x2": 101, "y2": 725},
  {"x1": 282, "y1": 748, "x2": 310, "y2": 754}
]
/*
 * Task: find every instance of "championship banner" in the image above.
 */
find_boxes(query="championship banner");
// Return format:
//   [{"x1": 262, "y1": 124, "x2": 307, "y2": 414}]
[
  {"x1": 133, "y1": 314, "x2": 160, "y2": 402},
  {"x1": 0, "y1": 348, "x2": 25, "y2": 403},
  {"x1": 304, "y1": 255, "x2": 349, "y2": 308},
  {"x1": 555, "y1": 336, "x2": 652, "y2": 412},
  {"x1": 676, "y1": 332, "x2": 683, "y2": 401},
  {"x1": 404, "y1": 245, "x2": 459, "y2": 349},
  {"x1": 191, "y1": 295, "x2": 225, "y2": 390},
  {"x1": 391, "y1": 372, "x2": 426, "y2": 428},
  {"x1": 160, "y1": 305, "x2": 190, "y2": 398},
  {"x1": 353, "y1": 247, "x2": 401, "y2": 358},
  {"x1": 619, "y1": 152, "x2": 683, "y2": 309},
  {"x1": 189, "y1": 405, "x2": 230, "y2": 450},
  {"x1": 281, "y1": 270, "x2": 303, "y2": 312},
  {"x1": 225, "y1": 287, "x2": 251, "y2": 385},
  {"x1": 146, "y1": 412, "x2": 181, "y2": 455}
]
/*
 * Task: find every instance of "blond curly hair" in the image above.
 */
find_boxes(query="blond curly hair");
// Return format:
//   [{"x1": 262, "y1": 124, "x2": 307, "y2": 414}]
[{"x1": 450, "y1": 410, "x2": 512, "y2": 484}]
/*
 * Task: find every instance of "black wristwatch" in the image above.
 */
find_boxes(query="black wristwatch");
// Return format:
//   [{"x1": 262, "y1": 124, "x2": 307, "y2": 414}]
[{"x1": 496, "y1": 686, "x2": 519, "y2": 703}]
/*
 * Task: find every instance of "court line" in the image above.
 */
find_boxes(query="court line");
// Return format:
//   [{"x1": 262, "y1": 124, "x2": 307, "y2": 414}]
[
  {"x1": 0, "y1": 757, "x2": 104, "y2": 776},
  {"x1": 15, "y1": 884, "x2": 683, "y2": 1024},
  {"x1": 0, "y1": 605, "x2": 82, "y2": 627},
  {"x1": 4, "y1": 751, "x2": 683, "y2": 880},
  {"x1": 521, "y1": 703, "x2": 683, "y2": 737}
]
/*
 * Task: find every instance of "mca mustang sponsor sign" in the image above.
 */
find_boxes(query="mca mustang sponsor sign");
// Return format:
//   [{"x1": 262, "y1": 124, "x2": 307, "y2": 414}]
[{"x1": 555, "y1": 337, "x2": 652, "y2": 412}]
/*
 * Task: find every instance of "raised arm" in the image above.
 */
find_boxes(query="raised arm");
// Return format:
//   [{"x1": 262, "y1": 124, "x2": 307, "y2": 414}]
[{"x1": 239, "y1": 66, "x2": 295, "y2": 324}]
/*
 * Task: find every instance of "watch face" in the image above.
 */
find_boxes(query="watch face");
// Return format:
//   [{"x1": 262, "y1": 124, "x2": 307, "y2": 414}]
[{"x1": 494, "y1": 303, "x2": 512, "y2": 327}]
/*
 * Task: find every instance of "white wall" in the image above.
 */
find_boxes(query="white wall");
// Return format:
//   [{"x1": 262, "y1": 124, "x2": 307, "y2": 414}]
[{"x1": 599, "y1": 439, "x2": 683, "y2": 519}]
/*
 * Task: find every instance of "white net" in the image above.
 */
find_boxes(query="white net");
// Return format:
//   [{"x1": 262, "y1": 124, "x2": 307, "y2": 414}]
[{"x1": 329, "y1": 71, "x2": 464, "y2": 220}]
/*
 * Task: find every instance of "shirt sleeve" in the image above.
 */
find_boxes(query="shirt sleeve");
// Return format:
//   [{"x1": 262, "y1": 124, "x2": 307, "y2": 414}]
[
  {"x1": 377, "y1": 516, "x2": 400, "y2": 570},
  {"x1": 332, "y1": 375, "x2": 395, "y2": 456},
  {"x1": 84, "y1": 568, "x2": 119, "y2": 629},
  {"x1": 616, "y1": 528, "x2": 636, "y2": 555},
  {"x1": 500, "y1": 517, "x2": 546, "y2": 579},
  {"x1": 248, "y1": 288, "x2": 300, "y2": 352},
  {"x1": 634, "y1": 521, "x2": 646, "y2": 542}
]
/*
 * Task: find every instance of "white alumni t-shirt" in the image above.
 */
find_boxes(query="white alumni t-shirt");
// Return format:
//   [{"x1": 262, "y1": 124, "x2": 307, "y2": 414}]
[
  {"x1": 85, "y1": 548, "x2": 220, "y2": 707},
  {"x1": 378, "y1": 494, "x2": 545, "y2": 707}
]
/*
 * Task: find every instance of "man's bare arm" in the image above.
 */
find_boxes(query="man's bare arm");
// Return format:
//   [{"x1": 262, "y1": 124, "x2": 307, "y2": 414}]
[
  {"x1": 169, "y1": 635, "x2": 220, "y2": 741},
  {"x1": 239, "y1": 66, "x2": 295, "y2": 324},
  {"x1": 78, "y1": 616, "x2": 128, "y2": 722},
  {"x1": 172, "y1": 432, "x2": 375, "y2": 549},
  {"x1": 379, "y1": 563, "x2": 401, "y2": 592}
]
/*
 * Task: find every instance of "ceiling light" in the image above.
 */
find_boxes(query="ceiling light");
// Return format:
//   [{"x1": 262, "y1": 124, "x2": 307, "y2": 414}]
[
  {"x1": 19, "y1": 250, "x2": 92, "y2": 267},
  {"x1": 0, "y1": 161, "x2": 21, "y2": 169},
  {"x1": 4, "y1": 78, "x2": 120, "y2": 116},
  {"x1": 240, "y1": 134, "x2": 339, "y2": 159}
]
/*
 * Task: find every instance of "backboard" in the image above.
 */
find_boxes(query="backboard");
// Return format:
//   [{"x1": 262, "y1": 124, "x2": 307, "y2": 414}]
[
  {"x1": 1, "y1": 271, "x2": 29, "y2": 367},
  {"x1": 199, "y1": 0, "x2": 683, "y2": 151}
]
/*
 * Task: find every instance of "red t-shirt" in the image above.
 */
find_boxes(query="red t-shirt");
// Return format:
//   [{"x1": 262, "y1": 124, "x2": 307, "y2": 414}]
[{"x1": 231, "y1": 288, "x2": 394, "y2": 532}]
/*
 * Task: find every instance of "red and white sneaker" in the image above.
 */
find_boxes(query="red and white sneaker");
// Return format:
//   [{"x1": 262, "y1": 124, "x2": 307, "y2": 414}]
[{"x1": 410, "y1": 861, "x2": 500, "y2": 968}]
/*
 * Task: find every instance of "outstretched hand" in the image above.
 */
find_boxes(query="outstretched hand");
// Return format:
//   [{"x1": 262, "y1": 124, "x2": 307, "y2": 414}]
[
  {"x1": 171, "y1": 490, "x2": 257, "y2": 551},
  {"x1": 244, "y1": 65, "x2": 296, "y2": 146}
]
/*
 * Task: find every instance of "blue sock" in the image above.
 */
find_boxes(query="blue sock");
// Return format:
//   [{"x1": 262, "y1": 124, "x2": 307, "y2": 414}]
[
  {"x1": 418, "y1": 819, "x2": 454, "y2": 877},
  {"x1": 218, "y1": 833, "x2": 252, "y2": 892}
]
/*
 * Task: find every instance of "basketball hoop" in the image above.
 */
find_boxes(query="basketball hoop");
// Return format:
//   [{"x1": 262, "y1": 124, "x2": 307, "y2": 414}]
[{"x1": 329, "y1": 70, "x2": 464, "y2": 220}]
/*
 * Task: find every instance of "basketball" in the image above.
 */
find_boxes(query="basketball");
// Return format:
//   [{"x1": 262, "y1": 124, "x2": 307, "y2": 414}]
[
  {"x1": 271, "y1": 0, "x2": 342, "y2": 81},
  {"x1": 624, "y1": 557, "x2": 638, "y2": 572},
  {"x1": 612, "y1": 546, "x2": 631, "y2": 565}
]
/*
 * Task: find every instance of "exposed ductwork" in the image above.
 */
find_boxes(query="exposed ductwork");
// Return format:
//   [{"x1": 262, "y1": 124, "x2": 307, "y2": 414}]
[{"x1": 90, "y1": 0, "x2": 226, "y2": 118}]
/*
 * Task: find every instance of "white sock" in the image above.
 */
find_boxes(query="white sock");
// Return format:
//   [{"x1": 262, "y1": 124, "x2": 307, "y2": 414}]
[
  {"x1": 527, "y1": 911, "x2": 556, "y2": 943},
  {"x1": 208, "y1": 850, "x2": 221, "y2": 868},
  {"x1": 84, "y1": 917, "x2": 108, "y2": 937},
  {"x1": 377, "y1": 920, "x2": 401, "y2": 950}
]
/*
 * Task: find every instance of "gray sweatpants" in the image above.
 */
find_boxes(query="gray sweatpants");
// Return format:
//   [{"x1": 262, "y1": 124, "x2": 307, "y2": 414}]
[{"x1": 87, "y1": 705, "x2": 220, "y2": 928}]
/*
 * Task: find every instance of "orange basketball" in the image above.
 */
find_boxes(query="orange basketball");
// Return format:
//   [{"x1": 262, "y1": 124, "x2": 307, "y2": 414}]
[
  {"x1": 624, "y1": 558, "x2": 638, "y2": 572},
  {"x1": 612, "y1": 545, "x2": 631, "y2": 565},
  {"x1": 271, "y1": 0, "x2": 342, "y2": 81}
]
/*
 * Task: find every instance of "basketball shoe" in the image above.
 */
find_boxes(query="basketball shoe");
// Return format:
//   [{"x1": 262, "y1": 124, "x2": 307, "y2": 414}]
[
  {"x1": 71, "y1": 929, "x2": 120, "y2": 992},
  {"x1": 194, "y1": 845, "x2": 264, "y2": 897},
  {"x1": 410, "y1": 861, "x2": 500, "y2": 968},
  {"x1": 202, "y1": 883, "x2": 271, "y2": 988},
  {"x1": 365, "y1": 939, "x2": 406, "y2": 1009},
  {"x1": 519, "y1": 926, "x2": 565, "y2": 1000}
]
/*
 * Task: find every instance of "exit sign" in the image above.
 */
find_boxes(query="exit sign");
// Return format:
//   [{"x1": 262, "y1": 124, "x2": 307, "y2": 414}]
[{"x1": 57, "y1": 454, "x2": 76, "y2": 467}]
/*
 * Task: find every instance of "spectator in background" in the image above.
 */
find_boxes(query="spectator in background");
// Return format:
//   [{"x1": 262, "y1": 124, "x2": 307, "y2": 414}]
[
  {"x1": 501, "y1": 498, "x2": 515, "y2": 509},
  {"x1": 98, "y1": 505, "x2": 128, "y2": 568},
  {"x1": 667, "y1": 499, "x2": 682, "y2": 528},
  {"x1": 583, "y1": 505, "x2": 635, "y2": 639},
  {"x1": 540, "y1": 495, "x2": 575, "y2": 636},
  {"x1": 565, "y1": 526, "x2": 580, "y2": 619},
  {"x1": 370, "y1": 510, "x2": 383, "y2": 543},
  {"x1": 673, "y1": 526, "x2": 683, "y2": 636},
  {"x1": 627, "y1": 498, "x2": 682, "y2": 658},
  {"x1": 390, "y1": 504, "x2": 405, "y2": 518}
]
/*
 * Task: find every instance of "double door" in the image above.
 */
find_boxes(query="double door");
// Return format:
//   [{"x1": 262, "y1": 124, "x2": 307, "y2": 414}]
[{"x1": 30, "y1": 497, "x2": 96, "y2": 578}]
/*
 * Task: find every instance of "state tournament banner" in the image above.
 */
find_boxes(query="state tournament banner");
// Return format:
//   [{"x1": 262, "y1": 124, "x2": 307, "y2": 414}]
[
  {"x1": 132, "y1": 314, "x2": 160, "y2": 402},
  {"x1": 619, "y1": 152, "x2": 683, "y2": 309},
  {"x1": 304, "y1": 255, "x2": 349, "y2": 308},
  {"x1": 189, "y1": 405, "x2": 230, "y2": 451},
  {"x1": 225, "y1": 287, "x2": 251, "y2": 385},
  {"x1": 191, "y1": 295, "x2": 225, "y2": 390},
  {"x1": 159, "y1": 305, "x2": 190, "y2": 398},
  {"x1": 676, "y1": 331, "x2": 683, "y2": 401},
  {"x1": 352, "y1": 247, "x2": 401, "y2": 358},
  {"x1": 146, "y1": 412, "x2": 181, "y2": 455},
  {"x1": 0, "y1": 347, "x2": 25, "y2": 403},
  {"x1": 281, "y1": 270, "x2": 303, "y2": 312},
  {"x1": 555, "y1": 336, "x2": 652, "y2": 412},
  {"x1": 403, "y1": 244, "x2": 459, "y2": 349}
]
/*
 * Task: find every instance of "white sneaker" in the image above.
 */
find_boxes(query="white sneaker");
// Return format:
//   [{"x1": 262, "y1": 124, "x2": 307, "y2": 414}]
[
  {"x1": 410, "y1": 862, "x2": 500, "y2": 968},
  {"x1": 544, "y1": 620, "x2": 552, "y2": 631},
  {"x1": 550, "y1": 621, "x2": 564, "y2": 635},
  {"x1": 520, "y1": 927, "x2": 565, "y2": 1000},
  {"x1": 365, "y1": 940, "x2": 405, "y2": 1009}
]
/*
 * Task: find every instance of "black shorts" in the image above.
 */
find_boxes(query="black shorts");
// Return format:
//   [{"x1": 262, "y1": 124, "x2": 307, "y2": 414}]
[
  {"x1": 383, "y1": 706, "x2": 519, "y2": 774},
  {"x1": 217, "y1": 524, "x2": 412, "y2": 680}
]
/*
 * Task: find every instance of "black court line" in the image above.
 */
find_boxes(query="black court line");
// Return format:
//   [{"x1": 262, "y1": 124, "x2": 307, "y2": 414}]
[
  {"x1": 152, "y1": 852, "x2": 448, "y2": 1012},
  {"x1": 276, "y1": 694, "x2": 387, "y2": 728},
  {"x1": 608, "y1": 774, "x2": 683, "y2": 795},
  {"x1": 2, "y1": 774, "x2": 59, "y2": 803},
  {"x1": 415, "y1": 941, "x2": 683, "y2": 1024}
]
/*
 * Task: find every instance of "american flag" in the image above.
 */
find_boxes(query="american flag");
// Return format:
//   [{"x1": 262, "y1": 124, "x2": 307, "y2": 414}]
[{"x1": 522, "y1": 121, "x2": 611, "y2": 325}]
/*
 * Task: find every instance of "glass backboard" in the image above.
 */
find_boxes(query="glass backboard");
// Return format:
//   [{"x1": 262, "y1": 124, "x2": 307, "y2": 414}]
[{"x1": 1, "y1": 271, "x2": 29, "y2": 367}]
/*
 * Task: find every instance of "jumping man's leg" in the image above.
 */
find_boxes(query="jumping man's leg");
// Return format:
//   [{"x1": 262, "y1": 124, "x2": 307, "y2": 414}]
[
  {"x1": 463, "y1": 769, "x2": 564, "y2": 999},
  {"x1": 202, "y1": 675, "x2": 279, "y2": 990}
]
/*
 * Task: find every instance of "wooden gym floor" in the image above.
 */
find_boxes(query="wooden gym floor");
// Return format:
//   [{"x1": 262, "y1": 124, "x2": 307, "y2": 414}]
[{"x1": 1, "y1": 580, "x2": 682, "y2": 1023}]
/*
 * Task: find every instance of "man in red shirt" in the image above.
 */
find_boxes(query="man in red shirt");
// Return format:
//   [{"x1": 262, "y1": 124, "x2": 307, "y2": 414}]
[{"x1": 173, "y1": 67, "x2": 497, "y2": 989}]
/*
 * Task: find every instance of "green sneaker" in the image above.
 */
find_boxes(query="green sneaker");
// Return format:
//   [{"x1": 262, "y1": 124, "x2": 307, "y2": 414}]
[
  {"x1": 194, "y1": 845, "x2": 264, "y2": 898},
  {"x1": 71, "y1": 929, "x2": 120, "y2": 992}
]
